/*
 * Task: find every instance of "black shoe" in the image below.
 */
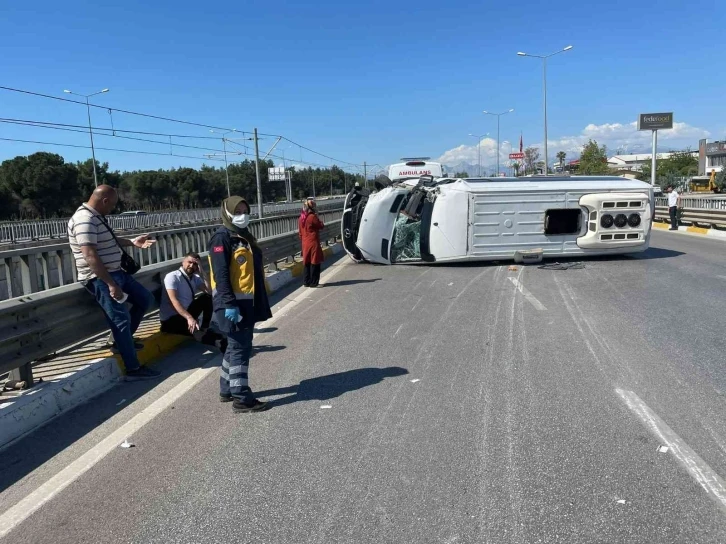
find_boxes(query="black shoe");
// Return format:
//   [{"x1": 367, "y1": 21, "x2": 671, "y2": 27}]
[
  {"x1": 220, "y1": 393, "x2": 233, "y2": 403},
  {"x1": 125, "y1": 366, "x2": 162, "y2": 381},
  {"x1": 232, "y1": 398, "x2": 270, "y2": 413},
  {"x1": 108, "y1": 341, "x2": 144, "y2": 353}
]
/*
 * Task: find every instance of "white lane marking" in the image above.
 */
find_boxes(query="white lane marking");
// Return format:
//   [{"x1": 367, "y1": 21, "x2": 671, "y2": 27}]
[
  {"x1": 717, "y1": 276, "x2": 726, "y2": 281},
  {"x1": 0, "y1": 260, "x2": 351, "y2": 540},
  {"x1": 393, "y1": 324, "x2": 404, "y2": 338},
  {"x1": 616, "y1": 388, "x2": 726, "y2": 515},
  {"x1": 508, "y1": 278, "x2": 547, "y2": 311},
  {"x1": 411, "y1": 296, "x2": 423, "y2": 312}
]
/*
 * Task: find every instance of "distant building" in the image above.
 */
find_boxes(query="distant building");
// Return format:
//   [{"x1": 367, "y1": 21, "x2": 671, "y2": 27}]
[
  {"x1": 607, "y1": 151, "x2": 698, "y2": 173},
  {"x1": 698, "y1": 139, "x2": 726, "y2": 176}
]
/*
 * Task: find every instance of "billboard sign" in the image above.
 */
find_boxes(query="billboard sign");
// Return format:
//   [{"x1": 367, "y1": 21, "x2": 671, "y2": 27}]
[
  {"x1": 706, "y1": 141, "x2": 726, "y2": 154},
  {"x1": 637, "y1": 112, "x2": 674, "y2": 131},
  {"x1": 509, "y1": 152, "x2": 525, "y2": 160},
  {"x1": 268, "y1": 166, "x2": 285, "y2": 181}
]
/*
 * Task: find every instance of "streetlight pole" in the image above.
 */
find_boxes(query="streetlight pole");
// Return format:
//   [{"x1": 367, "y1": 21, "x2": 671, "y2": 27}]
[
  {"x1": 517, "y1": 45, "x2": 573, "y2": 175},
  {"x1": 482, "y1": 109, "x2": 514, "y2": 176},
  {"x1": 64, "y1": 88, "x2": 109, "y2": 187},
  {"x1": 468, "y1": 133, "x2": 489, "y2": 177},
  {"x1": 210, "y1": 128, "x2": 237, "y2": 197}
]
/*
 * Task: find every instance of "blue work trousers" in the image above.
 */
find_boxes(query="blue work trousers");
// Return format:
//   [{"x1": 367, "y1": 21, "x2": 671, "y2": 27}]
[
  {"x1": 85, "y1": 271, "x2": 154, "y2": 372},
  {"x1": 219, "y1": 326, "x2": 254, "y2": 402}
]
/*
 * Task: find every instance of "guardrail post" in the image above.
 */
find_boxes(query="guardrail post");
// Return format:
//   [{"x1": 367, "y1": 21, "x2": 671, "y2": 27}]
[
  {"x1": 60, "y1": 248, "x2": 76, "y2": 284},
  {"x1": 47, "y1": 251, "x2": 62, "y2": 289},
  {"x1": 10, "y1": 256, "x2": 30, "y2": 297},
  {"x1": 0, "y1": 260, "x2": 9, "y2": 300},
  {"x1": 8, "y1": 363, "x2": 34, "y2": 388}
]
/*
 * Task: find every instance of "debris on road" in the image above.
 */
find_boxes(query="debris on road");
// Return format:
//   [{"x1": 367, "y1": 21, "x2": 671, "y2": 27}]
[
  {"x1": 658, "y1": 445, "x2": 670, "y2": 453},
  {"x1": 320, "y1": 405, "x2": 332, "y2": 409},
  {"x1": 120, "y1": 439, "x2": 135, "y2": 449},
  {"x1": 538, "y1": 262, "x2": 585, "y2": 270},
  {"x1": 410, "y1": 379, "x2": 420, "y2": 383},
  {"x1": 116, "y1": 398, "x2": 127, "y2": 406},
  {"x1": 616, "y1": 499, "x2": 627, "y2": 505}
]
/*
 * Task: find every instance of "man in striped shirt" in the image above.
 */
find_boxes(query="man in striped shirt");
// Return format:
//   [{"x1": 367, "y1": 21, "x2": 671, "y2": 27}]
[{"x1": 68, "y1": 185, "x2": 160, "y2": 381}]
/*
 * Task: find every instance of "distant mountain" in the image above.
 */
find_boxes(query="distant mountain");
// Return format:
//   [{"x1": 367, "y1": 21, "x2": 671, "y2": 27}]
[{"x1": 443, "y1": 161, "x2": 485, "y2": 177}]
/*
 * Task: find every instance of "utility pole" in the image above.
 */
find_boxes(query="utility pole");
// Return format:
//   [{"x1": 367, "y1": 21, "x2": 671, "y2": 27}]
[
  {"x1": 364, "y1": 161, "x2": 367, "y2": 189},
  {"x1": 222, "y1": 137, "x2": 230, "y2": 197},
  {"x1": 64, "y1": 88, "x2": 109, "y2": 187},
  {"x1": 254, "y1": 128, "x2": 263, "y2": 219},
  {"x1": 517, "y1": 45, "x2": 573, "y2": 176}
]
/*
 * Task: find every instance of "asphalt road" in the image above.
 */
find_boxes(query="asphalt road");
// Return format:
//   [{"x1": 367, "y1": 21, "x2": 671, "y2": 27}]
[{"x1": 3, "y1": 229, "x2": 726, "y2": 543}]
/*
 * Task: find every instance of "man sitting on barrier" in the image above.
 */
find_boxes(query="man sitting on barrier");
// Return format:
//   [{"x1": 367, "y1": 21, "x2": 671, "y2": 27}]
[
  {"x1": 159, "y1": 252, "x2": 226, "y2": 352},
  {"x1": 68, "y1": 185, "x2": 161, "y2": 381}
]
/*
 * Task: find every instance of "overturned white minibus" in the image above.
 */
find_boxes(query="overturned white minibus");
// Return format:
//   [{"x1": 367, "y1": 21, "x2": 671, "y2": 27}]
[{"x1": 342, "y1": 175, "x2": 653, "y2": 265}]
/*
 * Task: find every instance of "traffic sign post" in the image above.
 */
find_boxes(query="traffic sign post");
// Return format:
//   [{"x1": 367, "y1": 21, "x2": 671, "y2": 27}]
[{"x1": 638, "y1": 112, "x2": 673, "y2": 187}]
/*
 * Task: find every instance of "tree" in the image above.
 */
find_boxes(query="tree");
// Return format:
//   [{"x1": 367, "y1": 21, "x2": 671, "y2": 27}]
[
  {"x1": 511, "y1": 161, "x2": 521, "y2": 176},
  {"x1": 0, "y1": 152, "x2": 79, "y2": 217},
  {"x1": 0, "y1": 150, "x2": 366, "y2": 219},
  {"x1": 76, "y1": 159, "x2": 121, "y2": 197},
  {"x1": 524, "y1": 147, "x2": 540, "y2": 174},
  {"x1": 578, "y1": 140, "x2": 610, "y2": 175},
  {"x1": 716, "y1": 169, "x2": 726, "y2": 192},
  {"x1": 639, "y1": 149, "x2": 698, "y2": 187},
  {"x1": 556, "y1": 151, "x2": 566, "y2": 168},
  {"x1": 454, "y1": 171, "x2": 469, "y2": 178}
]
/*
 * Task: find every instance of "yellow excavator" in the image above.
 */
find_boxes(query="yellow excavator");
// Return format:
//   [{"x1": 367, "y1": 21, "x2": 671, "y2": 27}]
[{"x1": 689, "y1": 170, "x2": 720, "y2": 193}]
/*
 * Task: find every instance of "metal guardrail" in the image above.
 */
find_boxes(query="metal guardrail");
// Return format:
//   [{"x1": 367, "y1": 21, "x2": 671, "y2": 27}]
[
  {"x1": 0, "y1": 198, "x2": 345, "y2": 245},
  {"x1": 0, "y1": 218, "x2": 342, "y2": 383},
  {"x1": 655, "y1": 196, "x2": 726, "y2": 210},
  {"x1": 654, "y1": 206, "x2": 726, "y2": 227},
  {"x1": 0, "y1": 208, "x2": 343, "y2": 301}
]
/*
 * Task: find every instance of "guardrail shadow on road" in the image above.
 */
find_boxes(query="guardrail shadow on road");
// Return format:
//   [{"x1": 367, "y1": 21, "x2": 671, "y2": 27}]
[
  {"x1": 320, "y1": 278, "x2": 381, "y2": 288},
  {"x1": 254, "y1": 366, "x2": 409, "y2": 408}
]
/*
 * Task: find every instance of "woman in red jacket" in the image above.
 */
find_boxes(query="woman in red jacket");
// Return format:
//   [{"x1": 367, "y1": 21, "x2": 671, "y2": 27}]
[{"x1": 301, "y1": 198, "x2": 325, "y2": 287}]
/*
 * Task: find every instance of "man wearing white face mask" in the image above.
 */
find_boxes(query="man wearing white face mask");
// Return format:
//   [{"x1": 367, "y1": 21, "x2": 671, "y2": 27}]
[{"x1": 208, "y1": 196, "x2": 273, "y2": 413}]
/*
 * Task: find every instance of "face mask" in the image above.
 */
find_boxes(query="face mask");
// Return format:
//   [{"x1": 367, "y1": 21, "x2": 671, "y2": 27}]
[{"x1": 231, "y1": 213, "x2": 250, "y2": 229}]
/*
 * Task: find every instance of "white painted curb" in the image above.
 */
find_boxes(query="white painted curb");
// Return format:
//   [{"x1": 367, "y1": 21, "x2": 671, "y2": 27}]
[{"x1": 0, "y1": 358, "x2": 120, "y2": 449}]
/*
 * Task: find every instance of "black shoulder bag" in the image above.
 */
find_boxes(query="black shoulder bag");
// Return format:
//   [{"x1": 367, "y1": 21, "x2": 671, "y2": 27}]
[{"x1": 93, "y1": 212, "x2": 142, "y2": 276}]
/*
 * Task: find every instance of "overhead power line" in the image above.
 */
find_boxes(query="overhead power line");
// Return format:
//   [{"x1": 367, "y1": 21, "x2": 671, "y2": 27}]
[
  {"x1": 0, "y1": 85, "x2": 234, "y2": 131},
  {"x1": 0, "y1": 117, "x2": 226, "y2": 140},
  {"x1": 0, "y1": 85, "x2": 367, "y2": 172},
  {"x1": 0, "y1": 136, "x2": 228, "y2": 163},
  {"x1": 0, "y1": 119, "x2": 228, "y2": 154}
]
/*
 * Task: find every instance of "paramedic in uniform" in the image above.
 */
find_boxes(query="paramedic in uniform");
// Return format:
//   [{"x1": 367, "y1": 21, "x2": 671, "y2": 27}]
[{"x1": 208, "y1": 196, "x2": 273, "y2": 413}]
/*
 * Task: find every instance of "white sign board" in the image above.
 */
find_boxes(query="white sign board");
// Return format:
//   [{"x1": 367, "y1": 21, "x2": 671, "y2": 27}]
[{"x1": 268, "y1": 167, "x2": 286, "y2": 181}]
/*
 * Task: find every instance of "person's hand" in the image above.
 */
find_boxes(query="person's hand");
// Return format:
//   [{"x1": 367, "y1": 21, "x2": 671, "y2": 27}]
[
  {"x1": 109, "y1": 283, "x2": 124, "y2": 301},
  {"x1": 194, "y1": 258, "x2": 205, "y2": 277},
  {"x1": 224, "y1": 307, "x2": 240, "y2": 323},
  {"x1": 133, "y1": 234, "x2": 156, "y2": 249},
  {"x1": 186, "y1": 315, "x2": 200, "y2": 334}
]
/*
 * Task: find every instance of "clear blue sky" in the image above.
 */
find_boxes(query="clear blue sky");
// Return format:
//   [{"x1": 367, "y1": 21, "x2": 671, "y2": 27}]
[{"x1": 1, "y1": 0, "x2": 724, "y2": 175}]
